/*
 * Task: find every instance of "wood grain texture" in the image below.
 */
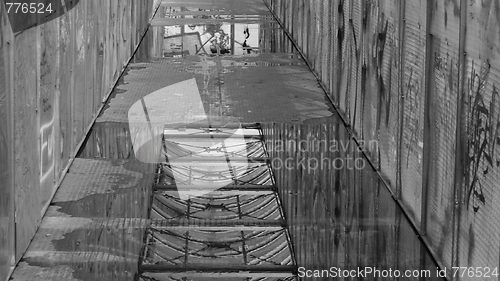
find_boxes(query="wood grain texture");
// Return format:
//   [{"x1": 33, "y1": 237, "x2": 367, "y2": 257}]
[
  {"x1": 58, "y1": 6, "x2": 75, "y2": 174},
  {"x1": 0, "y1": 3, "x2": 15, "y2": 281},
  {"x1": 400, "y1": 0, "x2": 426, "y2": 226},
  {"x1": 13, "y1": 26, "x2": 41, "y2": 261},
  {"x1": 39, "y1": 18, "x2": 59, "y2": 212},
  {"x1": 424, "y1": 0, "x2": 461, "y2": 271},
  {"x1": 264, "y1": 0, "x2": 500, "y2": 278},
  {"x1": 261, "y1": 123, "x2": 442, "y2": 278},
  {"x1": 72, "y1": 1, "x2": 86, "y2": 148},
  {"x1": 458, "y1": 0, "x2": 500, "y2": 273}
]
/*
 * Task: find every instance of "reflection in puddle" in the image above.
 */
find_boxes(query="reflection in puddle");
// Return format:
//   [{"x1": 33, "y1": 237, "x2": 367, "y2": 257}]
[
  {"x1": 157, "y1": 6, "x2": 280, "y2": 57},
  {"x1": 162, "y1": 22, "x2": 262, "y2": 56},
  {"x1": 262, "y1": 123, "x2": 445, "y2": 280}
]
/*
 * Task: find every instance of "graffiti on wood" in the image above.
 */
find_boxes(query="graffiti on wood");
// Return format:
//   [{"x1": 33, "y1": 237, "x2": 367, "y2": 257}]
[{"x1": 466, "y1": 61, "x2": 500, "y2": 212}]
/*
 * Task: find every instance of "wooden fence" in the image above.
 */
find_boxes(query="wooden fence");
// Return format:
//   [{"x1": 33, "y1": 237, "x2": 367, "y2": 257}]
[
  {"x1": 265, "y1": 0, "x2": 500, "y2": 279},
  {"x1": 262, "y1": 122, "x2": 443, "y2": 280},
  {"x1": 0, "y1": 1, "x2": 159, "y2": 280}
]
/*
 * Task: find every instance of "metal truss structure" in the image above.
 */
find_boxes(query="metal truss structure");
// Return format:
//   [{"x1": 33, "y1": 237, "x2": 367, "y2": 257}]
[{"x1": 138, "y1": 123, "x2": 297, "y2": 280}]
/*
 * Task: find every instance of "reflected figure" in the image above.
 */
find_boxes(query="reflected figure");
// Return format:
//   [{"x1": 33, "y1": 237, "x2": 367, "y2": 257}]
[
  {"x1": 209, "y1": 27, "x2": 231, "y2": 54},
  {"x1": 242, "y1": 27, "x2": 252, "y2": 54}
]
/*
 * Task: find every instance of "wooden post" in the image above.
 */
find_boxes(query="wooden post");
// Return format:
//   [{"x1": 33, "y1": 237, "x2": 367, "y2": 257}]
[
  {"x1": 451, "y1": 0, "x2": 467, "y2": 274},
  {"x1": 396, "y1": 0, "x2": 406, "y2": 201},
  {"x1": 421, "y1": 0, "x2": 435, "y2": 240},
  {"x1": 7, "y1": 10, "x2": 16, "y2": 278},
  {"x1": 230, "y1": 22, "x2": 234, "y2": 55}
]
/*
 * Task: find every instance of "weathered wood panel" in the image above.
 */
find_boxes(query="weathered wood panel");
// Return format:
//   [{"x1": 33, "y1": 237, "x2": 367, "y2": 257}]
[
  {"x1": 39, "y1": 17, "x2": 60, "y2": 211},
  {"x1": 13, "y1": 26, "x2": 41, "y2": 261},
  {"x1": 58, "y1": 6, "x2": 75, "y2": 176},
  {"x1": 458, "y1": 0, "x2": 500, "y2": 273},
  {"x1": 0, "y1": 0, "x2": 158, "y2": 276},
  {"x1": 79, "y1": 124, "x2": 133, "y2": 160},
  {"x1": 321, "y1": 1, "x2": 331, "y2": 96},
  {"x1": 262, "y1": 123, "x2": 443, "y2": 280},
  {"x1": 0, "y1": 3, "x2": 15, "y2": 281},
  {"x1": 72, "y1": 1, "x2": 86, "y2": 148},
  {"x1": 348, "y1": 0, "x2": 362, "y2": 134},
  {"x1": 424, "y1": 0, "x2": 461, "y2": 272},
  {"x1": 85, "y1": 0, "x2": 96, "y2": 139},
  {"x1": 400, "y1": 0, "x2": 426, "y2": 227},
  {"x1": 266, "y1": 0, "x2": 500, "y2": 278}
]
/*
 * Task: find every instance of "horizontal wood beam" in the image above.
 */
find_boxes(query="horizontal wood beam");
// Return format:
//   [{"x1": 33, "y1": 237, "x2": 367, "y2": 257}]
[
  {"x1": 163, "y1": 156, "x2": 270, "y2": 163},
  {"x1": 150, "y1": 218, "x2": 286, "y2": 229},
  {"x1": 140, "y1": 264, "x2": 296, "y2": 274},
  {"x1": 163, "y1": 139, "x2": 263, "y2": 145},
  {"x1": 151, "y1": 18, "x2": 272, "y2": 26},
  {"x1": 142, "y1": 271, "x2": 295, "y2": 278},
  {"x1": 95, "y1": 122, "x2": 261, "y2": 129},
  {"x1": 156, "y1": 190, "x2": 275, "y2": 196},
  {"x1": 151, "y1": 225, "x2": 284, "y2": 231},
  {"x1": 163, "y1": 11, "x2": 268, "y2": 16},
  {"x1": 154, "y1": 184, "x2": 276, "y2": 191},
  {"x1": 164, "y1": 122, "x2": 261, "y2": 129},
  {"x1": 163, "y1": 133, "x2": 263, "y2": 139}
]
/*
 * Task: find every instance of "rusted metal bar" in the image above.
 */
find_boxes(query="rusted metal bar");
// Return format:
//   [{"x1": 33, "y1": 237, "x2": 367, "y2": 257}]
[
  {"x1": 450, "y1": 0, "x2": 468, "y2": 275},
  {"x1": 140, "y1": 264, "x2": 296, "y2": 273},
  {"x1": 153, "y1": 184, "x2": 277, "y2": 192},
  {"x1": 155, "y1": 184, "x2": 275, "y2": 191},
  {"x1": 163, "y1": 133, "x2": 263, "y2": 139},
  {"x1": 164, "y1": 122, "x2": 261, "y2": 129},
  {"x1": 161, "y1": 156, "x2": 270, "y2": 163},
  {"x1": 237, "y1": 195, "x2": 248, "y2": 265},
  {"x1": 150, "y1": 218, "x2": 286, "y2": 228}
]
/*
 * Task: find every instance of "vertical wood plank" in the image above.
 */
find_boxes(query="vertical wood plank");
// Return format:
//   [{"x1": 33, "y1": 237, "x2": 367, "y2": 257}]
[
  {"x1": 0, "y1": 3, "x2": 15, "y2": 280},
  {"x1": 73, "y1": 0, "x2": 86, "y2": 149},
  {"x1": 458, "y1": 0, "x2": 500, "y2": 273},
  {"x1": 39, "y1": 16, "x2": 60, "y2": 211},
  {"x1": 59, "y1": 4, "x2": 74, "y2": 173},
  {"x1": 423, "y1": 0, "x2": 461, "y2": 272},
  {"x1": 13, "y1": 26, "x2": 41, "y2": 261}
]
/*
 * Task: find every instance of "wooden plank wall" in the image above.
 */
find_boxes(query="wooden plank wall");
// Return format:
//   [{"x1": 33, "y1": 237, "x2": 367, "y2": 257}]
[
  {"x1": 459, "y1": 0, "x2": 500, "y2": 273},
  {"x1": 0, "y1": 1, "x2": 158, "y2": 280},
  {"x1": 424, "y1": 0, "x2": 461, "y2": 271},
  {"x1": 266, "y1": 0, "x2": 500, "y2": 278},
  {"x1": 262, "y1": 123, "x2": 442, "y2": 279},
  {"x1": 0, "y1": 2, "x2": 15, "y2": 280}
]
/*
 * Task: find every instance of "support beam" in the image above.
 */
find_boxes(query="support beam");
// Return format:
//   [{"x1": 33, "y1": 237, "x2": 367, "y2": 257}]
[
  {"x1": 158, "y1": 190, "x2": 276, "y2": 196},
  {"x1": 151, "y1": 225, "x2": 285, "y2": 231},
  {"x1": 150, "y1": 218, "x2": 286, "y2": 229},
  {"x1": 154, "y1": 184, "x2": 276, "y2": 192},
  {"x1": 164, "y1": 122, "x2": 261, "y2": 129},
  {"x1": 143, "y1": 271, "x2": 295, "y2": 278},
  {"x1": 163, "y1": 133, "x2": 263, "y2": 140},
  {"x1": 151, "y1": 18, "x2": 271, "y2": 26},
  {"x1": 165, "y1": 156, "x2": 269, "y2": 162},
  {"x1": 140, "y1": 264, "x2": 297, "y2": 274}
]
